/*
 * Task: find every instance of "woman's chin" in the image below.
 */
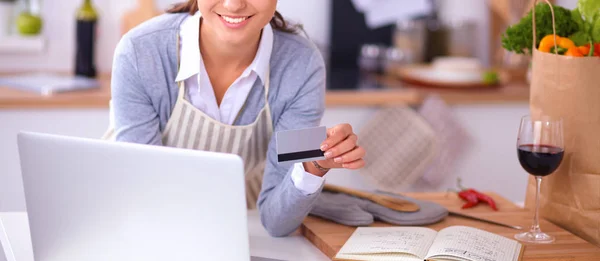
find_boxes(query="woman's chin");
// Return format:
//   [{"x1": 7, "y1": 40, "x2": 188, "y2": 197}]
[{"x1": 217, "y1": 32, "x2": 254, "y2": 47}]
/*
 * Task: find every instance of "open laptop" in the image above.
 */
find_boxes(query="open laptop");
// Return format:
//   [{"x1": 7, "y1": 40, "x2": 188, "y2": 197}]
[
  {"x1": 16, "y1": 131, "x2": 275, "y2": 261},
  {"x1": 0, "y1": 221, "x2": 7, "y2": 261}
]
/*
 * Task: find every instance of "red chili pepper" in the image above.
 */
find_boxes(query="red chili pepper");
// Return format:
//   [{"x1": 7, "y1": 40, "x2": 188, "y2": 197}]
[
  {"x1": 469, "y1": 189, "x2": 498, "y2": 211},
  {"x1": 458, "y1": 190, "x2": 479, "y2": 209},
  {"x1": 456, "y1": 178, "x2": 498, "y2": 211}
]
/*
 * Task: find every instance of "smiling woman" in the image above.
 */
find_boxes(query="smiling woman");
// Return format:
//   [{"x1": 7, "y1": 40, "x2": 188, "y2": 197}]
[{"x1": 106, "y1": 0, "x2": 365, "y2": 238}]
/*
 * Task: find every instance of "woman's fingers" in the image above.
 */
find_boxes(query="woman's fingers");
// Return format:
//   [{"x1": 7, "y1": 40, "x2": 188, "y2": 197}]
[
  {"x1": 333, "y1": 145, "x2": 365, "y2": 164},
  {"x1": 321, "y1": 124, "x2": 352, "y2": 151},
  {"x1": 324, "y1": 134, "x2": 358, "y2": 159},
  {"x1": 341, "y1": 159, "x2": 366, "y2": 169},
  {"x1": 314, "y1": 123, "x2": 366, "y2": 171}
]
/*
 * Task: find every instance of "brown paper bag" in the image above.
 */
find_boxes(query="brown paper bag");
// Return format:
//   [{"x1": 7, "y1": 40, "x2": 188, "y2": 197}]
[{"x1": 525, "y1": 0, "x2": 600, "y2": 246}]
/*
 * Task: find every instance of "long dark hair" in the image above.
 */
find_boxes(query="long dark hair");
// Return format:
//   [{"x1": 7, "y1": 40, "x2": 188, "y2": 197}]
[{"x1": 166, "y1": 0, "x2": 298, "y2": 34}]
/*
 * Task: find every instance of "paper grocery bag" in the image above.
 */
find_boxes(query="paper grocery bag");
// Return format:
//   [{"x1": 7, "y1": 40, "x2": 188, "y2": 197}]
[{"x1": 525, "y1": 46, "x2": 600, "y2": 246}]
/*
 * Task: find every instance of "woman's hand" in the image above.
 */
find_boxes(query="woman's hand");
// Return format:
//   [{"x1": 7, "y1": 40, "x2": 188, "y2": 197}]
[{"x1": 303, "y1": 124, "x2": 365, "y2": 177}]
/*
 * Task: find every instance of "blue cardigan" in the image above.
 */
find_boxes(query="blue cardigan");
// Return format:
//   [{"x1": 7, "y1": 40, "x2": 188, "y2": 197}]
[{"x1": 110, "y1": 13, "x2": 326, "y2": 237}]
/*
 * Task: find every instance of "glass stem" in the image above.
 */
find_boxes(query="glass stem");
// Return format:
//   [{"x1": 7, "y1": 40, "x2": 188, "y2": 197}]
[{"x1": 531, "y1": 176, "x2": 542, "y2": 233}]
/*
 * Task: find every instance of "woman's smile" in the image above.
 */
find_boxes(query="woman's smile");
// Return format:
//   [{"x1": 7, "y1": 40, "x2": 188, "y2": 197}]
[{"x1": 217, "y1": 13, "x2": 253, "y2": 29}]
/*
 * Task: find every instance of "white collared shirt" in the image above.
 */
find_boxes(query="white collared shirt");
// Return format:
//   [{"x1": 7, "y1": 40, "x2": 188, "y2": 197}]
[{"x1": 175, "y1": 12, "x2": 324, "y2": 195}]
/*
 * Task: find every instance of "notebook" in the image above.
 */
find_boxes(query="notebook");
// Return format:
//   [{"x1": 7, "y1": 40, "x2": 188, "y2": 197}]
[{"x1": 335, "y1": 226, "x2": 523, "y2": 261}]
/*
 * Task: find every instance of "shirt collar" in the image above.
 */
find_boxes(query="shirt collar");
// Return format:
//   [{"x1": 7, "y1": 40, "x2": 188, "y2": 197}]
[
  {"x1": 175, "y1": 11, "x2": 201, "y2": 82},
  {"x1": 175, "y1": 11, "x2": 273, "y2": 84},
  {"x1": 252, "y1": 22, "x2": 273, "y2": 84}
]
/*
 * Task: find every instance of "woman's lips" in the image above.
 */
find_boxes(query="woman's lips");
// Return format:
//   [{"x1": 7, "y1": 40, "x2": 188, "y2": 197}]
[{"x1": 218, "y1": 14, "x2": 252, "y2": 29}]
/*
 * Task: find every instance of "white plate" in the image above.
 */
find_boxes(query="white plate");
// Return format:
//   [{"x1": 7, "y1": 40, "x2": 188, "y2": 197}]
[{"x1": 394, "y1": 65, "x2": 501, "y2": 89}]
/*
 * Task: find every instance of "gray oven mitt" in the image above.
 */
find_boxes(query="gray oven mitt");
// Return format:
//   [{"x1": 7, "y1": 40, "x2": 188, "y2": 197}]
[{"x1": 309, "y1": 190, "x2": 448, "y2": 227}]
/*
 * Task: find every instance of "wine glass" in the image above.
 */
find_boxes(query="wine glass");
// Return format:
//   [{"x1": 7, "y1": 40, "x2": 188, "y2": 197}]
[{"x1": 515, "y1": 115, "x2": 564, "y2": 244}]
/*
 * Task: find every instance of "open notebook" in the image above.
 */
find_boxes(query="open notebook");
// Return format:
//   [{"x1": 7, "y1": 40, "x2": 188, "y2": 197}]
[{"x1": 335, "y1": 226, "x2": 523, "y2": 261}]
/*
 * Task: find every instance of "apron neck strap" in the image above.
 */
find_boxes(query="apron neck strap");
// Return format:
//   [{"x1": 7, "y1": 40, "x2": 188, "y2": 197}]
[
  {"x1": 176, "y1": 33, "x2": 186, "y2": 101},
  {"x1": 263, "y1": 69, "x2": 270, "y2": 102}
]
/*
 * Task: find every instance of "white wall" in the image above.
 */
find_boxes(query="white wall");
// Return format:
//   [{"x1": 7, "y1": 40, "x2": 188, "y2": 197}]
[
  {"x1": 270, "y1": 0, "x2": 332, "y2": 52},
  {"x1": 0, "y1": 110, "x2": 110, "y2": 212},
  {"x1": 556, "y1": 0, "x2": 578, "y2": 9}
]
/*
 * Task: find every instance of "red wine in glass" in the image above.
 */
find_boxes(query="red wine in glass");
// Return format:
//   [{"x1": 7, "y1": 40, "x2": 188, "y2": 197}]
[
  {"x1": 515, "y1": 115, "x2": 564, "y2": 244},
  {"x1": 518, "y1": 144, "x2": 564, "y2": 177}
]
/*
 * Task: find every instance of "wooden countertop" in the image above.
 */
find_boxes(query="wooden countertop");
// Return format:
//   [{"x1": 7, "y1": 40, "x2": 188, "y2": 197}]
[
  {"x1": 0, "y1": 73, "x2": 530, "y2": 109},
  {"x1": 0, "y1": 74, "x2": 112, "y2": 109},
  {"x1": 301, "y1": 192, "x2": 600, "y2": 260}
]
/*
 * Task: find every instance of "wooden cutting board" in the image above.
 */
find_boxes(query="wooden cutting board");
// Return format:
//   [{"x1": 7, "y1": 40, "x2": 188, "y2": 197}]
[
  {"x1": 301, "y1": 192, "x2": 600, "y2": 260},
  {"x1": 121, "y1": 0, "x2": 161, "y2": 36}
]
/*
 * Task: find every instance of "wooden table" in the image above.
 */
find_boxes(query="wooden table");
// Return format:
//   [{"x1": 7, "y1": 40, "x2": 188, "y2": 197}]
[{"x1": 301, "y1": 192, "x2": 600, "y2": 261}]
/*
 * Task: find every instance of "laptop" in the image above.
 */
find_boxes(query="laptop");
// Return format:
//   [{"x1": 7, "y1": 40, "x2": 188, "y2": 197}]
[
  {"x1": 16, "y1": 131, "x2": 275, "y2": 261},
  {"x1": 0, "y1": 221, "x2": 7, "y2": 261}
]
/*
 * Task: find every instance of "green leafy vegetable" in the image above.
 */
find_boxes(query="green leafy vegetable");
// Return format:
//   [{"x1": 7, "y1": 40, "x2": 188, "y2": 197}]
[
  {"x1": 593, "y1": 14, "x2": 600, "y2": 42},
  {"x1": 574, "y1": 0, "x2": 600, "y2": 45},
  {"x1": 571, "y1": 8, "x2": 585, "y2": 29},
  {"x1": 570, "y1": 31, "x2": 589, "y2": 45},
  {"x1": 578, "y1": 0, "x2": 600, "y2": 23},
  {"x1": 567, "y1": 8, "x2": 589, "y2": 46},
  {"x1": 501, "y1": 3, "x2": 578, "y2": 54}
]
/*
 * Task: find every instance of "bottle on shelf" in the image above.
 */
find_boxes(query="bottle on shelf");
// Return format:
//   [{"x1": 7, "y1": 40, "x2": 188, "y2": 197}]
[{"x1": 75, "y1": 0, "x2": 98, "y2": 78}]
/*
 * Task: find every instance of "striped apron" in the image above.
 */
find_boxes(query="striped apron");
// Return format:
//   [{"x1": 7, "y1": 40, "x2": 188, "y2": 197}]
[
  {"x1": 103, "y1": 75, "x2": 273, "y2": 210},
  {"x1": 160, "y1": 75, "x2": 273, "y2": 209},
  {"x1": 104, "y1": 33, "x2": 274, "y2": 209}
]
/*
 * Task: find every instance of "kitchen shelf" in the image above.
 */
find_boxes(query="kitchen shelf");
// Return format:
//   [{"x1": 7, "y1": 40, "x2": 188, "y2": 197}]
[{"x1": 0, "y1": 35, "x2": 45, "y2": 54}]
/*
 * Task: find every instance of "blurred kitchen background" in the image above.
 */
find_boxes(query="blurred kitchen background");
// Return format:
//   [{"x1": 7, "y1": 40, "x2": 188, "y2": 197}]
[{"x1": 0, "y1": 0, "x2": 579, "y2": 212}]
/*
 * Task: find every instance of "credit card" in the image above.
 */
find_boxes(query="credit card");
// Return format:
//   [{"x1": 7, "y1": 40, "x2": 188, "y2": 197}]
[{"x1": 276, "y1": 126, "x2": 327, "y2": 164}]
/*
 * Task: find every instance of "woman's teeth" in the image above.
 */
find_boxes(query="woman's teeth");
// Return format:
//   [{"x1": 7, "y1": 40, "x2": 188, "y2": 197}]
[{"x1": 221, "y1": 15, "x2": 248, "y2": 24}]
